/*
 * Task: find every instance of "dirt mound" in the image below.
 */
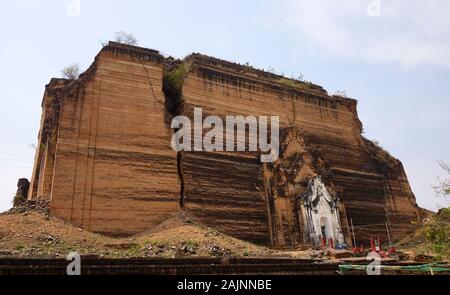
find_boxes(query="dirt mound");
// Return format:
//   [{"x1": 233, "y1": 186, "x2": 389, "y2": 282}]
[
  {"x1": 0, "y1": 207, "x2": 275, "y2": 258},
  {"x1": 2, "y1": 203, "x2": 445, "y2": 261},
  {"x1": 0, "y1": 211, "x2": 117, "y2": 257},
  {"x1": 5, "y1": 198, "x2": 50, "y2": 217}
]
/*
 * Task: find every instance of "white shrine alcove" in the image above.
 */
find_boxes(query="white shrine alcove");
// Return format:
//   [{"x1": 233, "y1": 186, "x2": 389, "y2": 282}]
[{"x1": 300, "y1": 177, "x2": 345, "y2": 246}]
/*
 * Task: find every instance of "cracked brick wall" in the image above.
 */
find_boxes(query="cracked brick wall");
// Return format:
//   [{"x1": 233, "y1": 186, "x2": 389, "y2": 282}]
[
  {"x1": 29, "y1": 42, "x2": 180, "y2": 236},
  {"x1": 29, "y1": 42, "x2": 422, "y2": 244}
]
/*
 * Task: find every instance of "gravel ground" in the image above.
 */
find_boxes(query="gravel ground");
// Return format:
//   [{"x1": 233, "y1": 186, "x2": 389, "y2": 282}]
[{"x1": 0, "y1": 205, "x2": 277, "y2": 259}]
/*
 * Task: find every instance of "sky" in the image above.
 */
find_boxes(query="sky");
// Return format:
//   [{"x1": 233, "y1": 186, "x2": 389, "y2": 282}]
[{"x1": 0, "y1": 0, "x2": 449, "y2": 212}]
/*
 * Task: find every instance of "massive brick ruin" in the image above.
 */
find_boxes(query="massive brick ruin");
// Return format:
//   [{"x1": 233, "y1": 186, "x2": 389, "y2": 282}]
[{"x1": 28, "y1": 42, "x2": 422, "y2": 248}]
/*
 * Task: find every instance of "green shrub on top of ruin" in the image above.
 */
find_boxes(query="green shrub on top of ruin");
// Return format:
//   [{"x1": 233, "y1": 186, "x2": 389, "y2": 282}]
[
  {"x1": 278, "y1": 78, "x2": 297, "y2": 88},
  {"x1": 61, "y1": 63, "x2": 80, "y2": 80},
  {"x1": 163, "y1": 62, "x2": 192, "y2": 97},
  {"x1": 113, "y1": 31, "x2": 138, "y2": 46},
  {"x1": 278, "y1": 78, "x2": 312, "y2": 91}
]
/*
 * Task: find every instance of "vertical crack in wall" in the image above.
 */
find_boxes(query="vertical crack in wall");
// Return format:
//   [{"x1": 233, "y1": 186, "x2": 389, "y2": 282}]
[
  {"x1": 162, "y1": 60, "x2": 190, "y2": 210},
  {"x1": 177, "y1": 152, "x2": 186, "y2": 208},
  {"x1": 139, "y1": 57, "x2": 164, "y2": 106},
  {"x1": 140, "y1": 56, "x2": 187, "y2": 210}
]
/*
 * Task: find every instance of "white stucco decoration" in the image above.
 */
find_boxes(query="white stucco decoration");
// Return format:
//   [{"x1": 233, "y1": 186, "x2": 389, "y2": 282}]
[{"x1": 300, "y1": 177, "x2": 345, "y2": 245}]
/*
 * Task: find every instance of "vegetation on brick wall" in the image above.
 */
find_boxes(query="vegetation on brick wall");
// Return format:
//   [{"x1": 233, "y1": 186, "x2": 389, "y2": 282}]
[
  {"x1": 113, "y1": 31, "x2": 138, "y2": 46},
  {"x1": 163, "y1": 62, "x2": 192, "y2": 98},
  {"x1": 278, "y1": 78, "x2": 313, "y2": 91},
  {"x1": 61, "y1": 64, "x2": 80, "y2": 80},
  {"x1": 363, "y1": 138, "x2": 395, "y2": 171}
]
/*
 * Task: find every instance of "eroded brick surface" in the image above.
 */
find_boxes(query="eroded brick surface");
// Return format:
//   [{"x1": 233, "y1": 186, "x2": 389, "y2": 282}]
[{"x1": 28, "y1": 43, "x2": 421, "y2": 245}]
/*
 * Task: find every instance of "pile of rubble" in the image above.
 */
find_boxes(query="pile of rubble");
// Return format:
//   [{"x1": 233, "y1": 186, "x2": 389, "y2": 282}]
[{"x1": 4, "y1": 198, "x2": 50, "y2": 217}]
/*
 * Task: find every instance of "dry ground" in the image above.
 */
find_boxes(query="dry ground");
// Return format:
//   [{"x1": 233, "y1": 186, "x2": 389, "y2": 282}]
[
  {"x1": 0, "y1": 209, "x2": 279, "y2": 258},
  {"x1": 0, "y1": 202, "x2": 446, "y2": 261}
]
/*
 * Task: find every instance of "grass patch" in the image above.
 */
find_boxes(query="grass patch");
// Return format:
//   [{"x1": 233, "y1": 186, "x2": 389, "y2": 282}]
[
  {"x1": 15, "y1": 244, "x2": 25, "y2": 251},
  {"x1": 278, "y1": 78, "x2": 312, "y2": 91},
  {"x1": 184, "y1": 239, "x2": 199, "y2": 248}
]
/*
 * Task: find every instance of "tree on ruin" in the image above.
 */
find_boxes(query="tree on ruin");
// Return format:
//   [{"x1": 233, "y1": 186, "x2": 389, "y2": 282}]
[
  {"x1": 61, "y1": 63, "x2": 80, "y2": 80},
  {"x1": 435, "y1": 161, "x2": 450, "y2": 198},
  {"x1": 114, "y1": 31, "x2": 138, "y2": 46}
]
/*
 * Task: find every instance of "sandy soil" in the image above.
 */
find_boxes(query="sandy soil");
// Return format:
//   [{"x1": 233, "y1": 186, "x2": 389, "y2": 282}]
[
  {"x1": 0, "y1": 210, "x2": 278, "y2": 258},
  {"x1": 1, "y1": 203, "x2": 445, "y2": 261}
]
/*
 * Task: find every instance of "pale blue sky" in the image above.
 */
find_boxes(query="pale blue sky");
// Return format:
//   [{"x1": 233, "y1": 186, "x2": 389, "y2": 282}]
[{"x1": 0, "y1": 0, "x2": 449, "y2": 212}]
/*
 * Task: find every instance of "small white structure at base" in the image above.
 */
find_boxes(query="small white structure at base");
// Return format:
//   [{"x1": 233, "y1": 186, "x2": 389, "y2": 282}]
[{"x1": 300, "y1": 177, "x2": 345, "y2": 246}]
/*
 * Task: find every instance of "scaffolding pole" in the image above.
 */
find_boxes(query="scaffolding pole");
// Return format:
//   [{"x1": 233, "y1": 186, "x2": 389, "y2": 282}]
[
  {"x1": 385, "y1": 221, "x2": 392, "y2": 248},
  {"x1": 350, "y1": 219, "x2": 356, "y2": 248}
]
